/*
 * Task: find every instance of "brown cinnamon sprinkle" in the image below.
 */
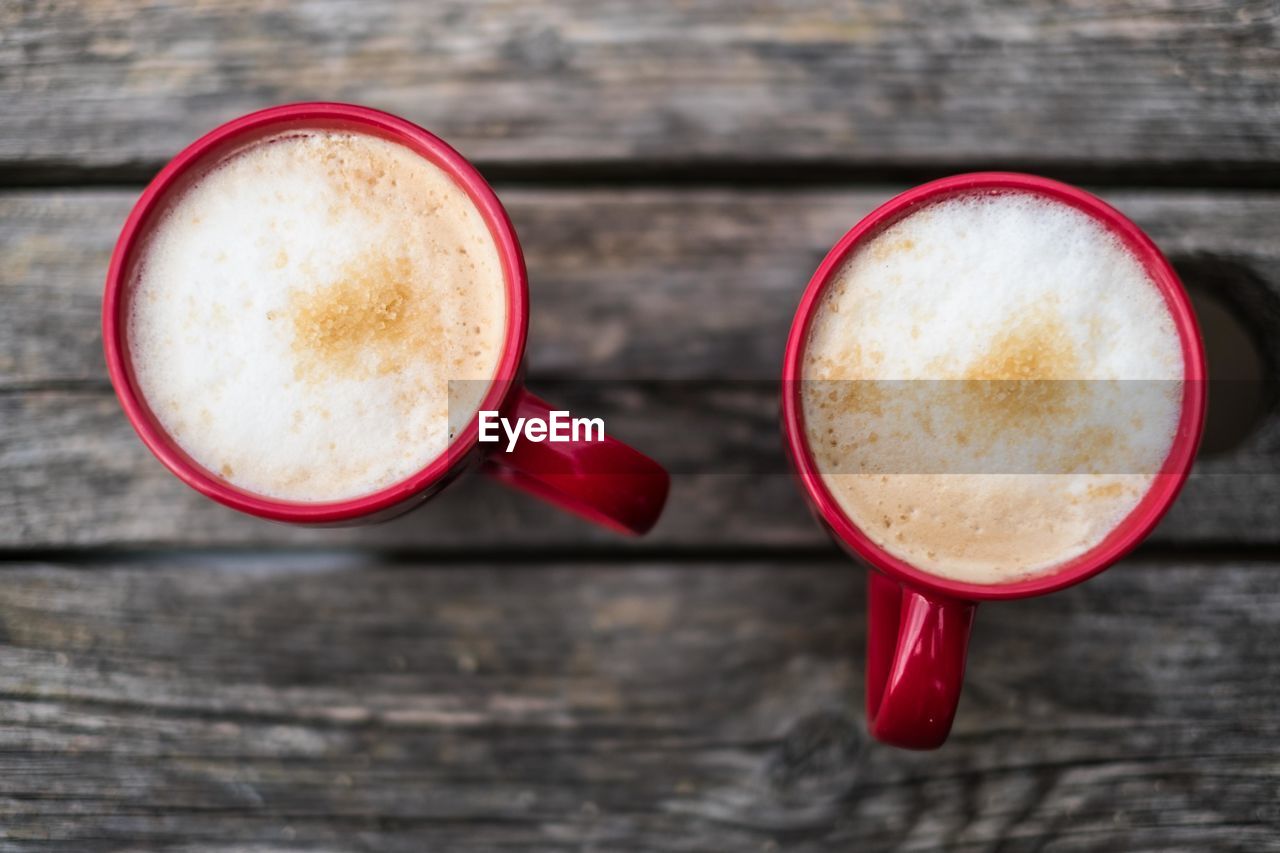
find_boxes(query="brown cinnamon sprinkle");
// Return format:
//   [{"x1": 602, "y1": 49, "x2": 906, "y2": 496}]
[
  {"x1": 286, "y1": 252, "x2": 442, "y2": 381},
  {"x1": 953, "y1": 307, "x2": 1081, "y2": 432}
]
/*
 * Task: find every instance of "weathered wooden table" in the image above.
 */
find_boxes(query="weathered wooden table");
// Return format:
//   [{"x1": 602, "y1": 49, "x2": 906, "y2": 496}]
[{"x1": 3, "y1": 2, "x2": 1279, "y2": 850}]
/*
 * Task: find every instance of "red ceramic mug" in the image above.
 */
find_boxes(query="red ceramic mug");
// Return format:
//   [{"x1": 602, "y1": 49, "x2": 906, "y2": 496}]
[
  {"x1": 781, "y1": 173, "x2": 1207, "y2": 749},
  {"x1": 103, "y1": 103, "x2": 669, "y2": 533}
]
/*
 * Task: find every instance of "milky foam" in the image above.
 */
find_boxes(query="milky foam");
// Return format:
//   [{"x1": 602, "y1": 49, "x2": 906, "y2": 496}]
[
  {"x1": 127, "y1": 130, "x2": 507, "y2": 502},
  {"x1": 802, "y1": 191, "x2": 1184, "y2": 584}
]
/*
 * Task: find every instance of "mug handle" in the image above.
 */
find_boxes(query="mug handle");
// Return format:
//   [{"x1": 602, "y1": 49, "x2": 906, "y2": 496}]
[
  {"x1": 866, "y1": 571, "x2": 976, "y2": 749},
  {"x1": 482, "y1": 386, "x2": 670, "y2": 535}
]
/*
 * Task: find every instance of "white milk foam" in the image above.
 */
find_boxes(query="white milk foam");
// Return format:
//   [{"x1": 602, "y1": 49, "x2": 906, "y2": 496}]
[
  {"x1": 802, "y1": 191, "x2": 1184, "y2": 584},
  {"x1": 127, "y1": 131, "x2": 507, "y2": 502}
]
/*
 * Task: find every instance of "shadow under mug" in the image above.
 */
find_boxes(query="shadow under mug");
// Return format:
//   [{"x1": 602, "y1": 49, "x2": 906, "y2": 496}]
[
  {"x1": 781, "y1": 173, "x2": 1207, "y2": 750},
  {"x1": 103, "y1": 103, "x2": 669, "y2": 534}
]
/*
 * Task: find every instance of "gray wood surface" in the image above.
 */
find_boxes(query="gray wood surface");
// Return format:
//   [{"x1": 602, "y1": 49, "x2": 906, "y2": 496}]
[
  {"x1": 0, "y1": 557, "x2": 1277, "y2": 852},
  {"x1": 8, "y1": 187, "x2": 1280, "y2": 384},
  {"x1": 2, "y1": 1, "x2": 1278, "y2": 178},
  {"x1": 5, "y1": 1, "x2": 1280, "y2": 848},
  {"x1": 2, "y1": 188, "x2": 1277, "y2": 549}
]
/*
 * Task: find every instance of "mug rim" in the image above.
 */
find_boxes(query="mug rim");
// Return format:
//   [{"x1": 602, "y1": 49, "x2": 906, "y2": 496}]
[
  {"x1": 102, "y1": 102, "x2": 529, "y2": 524},
  {"x1": 781, "y1": 172, "x2": 1207, "y2": 602}
]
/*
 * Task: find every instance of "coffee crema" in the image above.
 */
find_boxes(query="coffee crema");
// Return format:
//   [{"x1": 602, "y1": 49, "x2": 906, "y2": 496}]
[
  {"x1": 802, "y1": 192, "x2": 1184, "y2": 585},
  {"x1": 127, "y1": 130, "x2": 507, "y2": 501}
]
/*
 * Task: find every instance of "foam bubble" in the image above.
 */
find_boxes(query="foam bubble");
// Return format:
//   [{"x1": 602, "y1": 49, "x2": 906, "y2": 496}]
[
  {"x1": 127, "y1": 131, "x2": 507, "y2": 502},
  {"x1": 802, "y1": 191, "x2": 1184, "y2": 584}
]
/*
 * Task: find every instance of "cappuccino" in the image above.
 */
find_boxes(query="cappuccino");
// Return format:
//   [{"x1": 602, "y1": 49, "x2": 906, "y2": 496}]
[
  {"x1": 802, "y1": 192, "x2": 1184, "y2": 584},
  {"x1": 127, "y1": 130, "x2": 507, "y2": 501}
]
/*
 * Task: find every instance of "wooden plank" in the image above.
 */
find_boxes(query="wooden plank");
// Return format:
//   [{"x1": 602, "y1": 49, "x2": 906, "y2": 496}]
[
  {"x1": 5, "y1": 187, "x2": 1280, "y2": 385},
  {"x1": 0, "y1": 557, "x2": 1276, "y2": 849},
  {"x1": 1, "y1": 187, "x2": 1277, "y2": 548},
  {"x1": 1, "y1": 1, "x2": 1278, "y2": 176},
  {"x1": 1, "y1": 387, "x2": 1276, "y2": 550}
]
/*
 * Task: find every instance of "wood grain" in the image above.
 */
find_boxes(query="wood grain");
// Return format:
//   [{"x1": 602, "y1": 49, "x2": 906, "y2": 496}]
[
  {"x1": 4, "y1": 4, "x2": 1278, "y2": 850},
  {"x1": 2, "y1": 1, "x2": 1278, "y2": 177},
  {"x1": 0, "y1": 557, "x2": 1277, "y2": 850},
  {"x1": 6, "y1": 187, "x2": 1280, "y2": 385},
  {"x1": 1, "y1": 187, "x2": 1277, "y2": 549}
]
